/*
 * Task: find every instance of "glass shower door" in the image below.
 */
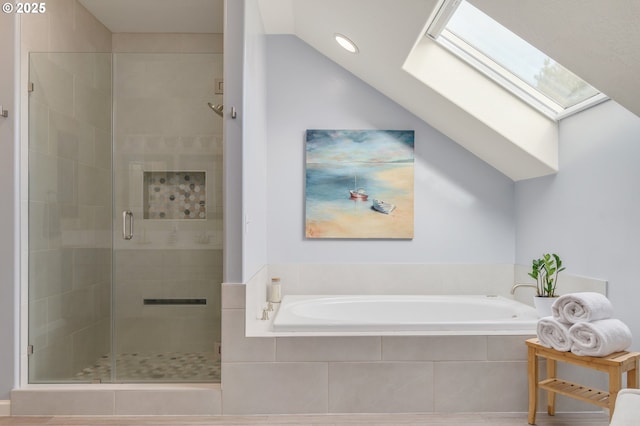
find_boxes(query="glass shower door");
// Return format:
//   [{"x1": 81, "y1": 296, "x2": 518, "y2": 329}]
[
  {"x1": 28, "y1": 52, "x2": 113, "y2": 383},
  {"x1": 28, "y1": 52, "x2": 223, "y2": 384}
]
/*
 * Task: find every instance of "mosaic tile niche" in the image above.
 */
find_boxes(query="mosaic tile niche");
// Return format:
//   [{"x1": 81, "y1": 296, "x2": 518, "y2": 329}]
[{"x1": 144, "y1": 171, "x2": 206, "y2": 220}]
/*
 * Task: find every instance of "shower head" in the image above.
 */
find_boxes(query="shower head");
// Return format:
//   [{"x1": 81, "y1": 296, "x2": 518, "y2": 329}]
[{"x1": 208, "y1": 102, "x2": 224, "y2": 117}]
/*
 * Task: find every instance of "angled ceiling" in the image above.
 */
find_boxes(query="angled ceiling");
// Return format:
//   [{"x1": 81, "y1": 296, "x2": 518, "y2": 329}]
[
  {"x1": 78, "y1": 0, "x2": 640, "y2": 118},
  {"x1": 258, "y1": 0, "x2": 559, "y2": 181},
  {"x1": 256, "y1": 0, "x2": 640, "y2": 181}
]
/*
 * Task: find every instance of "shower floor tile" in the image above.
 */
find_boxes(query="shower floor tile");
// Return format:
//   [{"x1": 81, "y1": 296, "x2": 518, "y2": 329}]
[{"x1": 75, "y1": 352, "x2": 220, "y2": 383}]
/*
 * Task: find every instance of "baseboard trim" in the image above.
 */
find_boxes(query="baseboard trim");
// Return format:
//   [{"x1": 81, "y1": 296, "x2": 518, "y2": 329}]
[{"x1": 0, "y1": 400, "x2": 10, "y2": 416}]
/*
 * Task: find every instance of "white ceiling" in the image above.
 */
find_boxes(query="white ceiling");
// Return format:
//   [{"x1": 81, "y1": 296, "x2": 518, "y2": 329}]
[{"x1": 78, "y1": 0, "x2": 224, "y2": 33}]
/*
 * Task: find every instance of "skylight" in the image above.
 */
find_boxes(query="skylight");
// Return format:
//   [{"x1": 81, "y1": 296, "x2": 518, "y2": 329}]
[{"x1": 426, "y1": 0, "x2": 607, "y2": 120}]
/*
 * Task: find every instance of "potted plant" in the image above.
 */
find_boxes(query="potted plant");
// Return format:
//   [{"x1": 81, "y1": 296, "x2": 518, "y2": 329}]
[{"x1": 529, "y1": 253, "x2": 566, "y2": 317}]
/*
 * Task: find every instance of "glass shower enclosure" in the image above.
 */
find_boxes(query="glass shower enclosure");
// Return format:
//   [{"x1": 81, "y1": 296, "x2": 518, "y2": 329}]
[{"x1": 27, "y1": 52, "x2": 223, "y2": 383}]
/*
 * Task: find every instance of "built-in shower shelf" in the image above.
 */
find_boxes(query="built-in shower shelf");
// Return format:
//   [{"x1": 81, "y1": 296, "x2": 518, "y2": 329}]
[{"x1": 144, "y1": 171, "x2": 206, "y2": 220}]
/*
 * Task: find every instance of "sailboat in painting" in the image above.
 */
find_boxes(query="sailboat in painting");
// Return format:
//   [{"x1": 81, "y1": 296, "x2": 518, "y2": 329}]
[
  {"x1": 372, "y1": 199, "x2": 396, "y2": 214},
  {"x1": 349, "y1": 176, "x2": 368, "y2": 201}
]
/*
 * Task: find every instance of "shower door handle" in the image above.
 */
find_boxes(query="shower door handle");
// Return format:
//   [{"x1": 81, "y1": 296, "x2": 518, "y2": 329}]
[{"x1": 122, "y1": 211, "x2": 134, "y2": 240}]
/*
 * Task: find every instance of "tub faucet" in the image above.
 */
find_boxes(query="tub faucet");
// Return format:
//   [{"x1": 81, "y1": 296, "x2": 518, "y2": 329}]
[
  {"x1": 261, "y1": 308, "x2": 270, "y2": 320},
  {"x1": 510, "y1": 283, "x2": 537, "y2": 295}
]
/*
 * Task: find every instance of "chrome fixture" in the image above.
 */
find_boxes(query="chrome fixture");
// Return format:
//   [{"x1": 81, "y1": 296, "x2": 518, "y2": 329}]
[
  {"x1": 261, "y1": 308, "x2": 270, "y2": 320},
  {"x1": 510, "y1": 283, "x2": 537, "y2": 295},
  {"x1": 122, "y1": 211, "x2": 133, "y2": 240},
  {"x1": 0, "y1": 105, "x2": 7, "y2": 118},
  {"x1": 207, "y1": 102, "x2": 224, "y2": 117}
]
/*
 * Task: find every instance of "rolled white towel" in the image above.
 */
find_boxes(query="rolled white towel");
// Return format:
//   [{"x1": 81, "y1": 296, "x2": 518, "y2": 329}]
[
  {"x1": 569, "y1": 318, "x2": 632, "y2": 357},
  {"x1": 537, "y1": 316, "x2": 572, "y2": 351},
  {"x1": 552, "y1": 292, "x2": 614, "y2": 324}
]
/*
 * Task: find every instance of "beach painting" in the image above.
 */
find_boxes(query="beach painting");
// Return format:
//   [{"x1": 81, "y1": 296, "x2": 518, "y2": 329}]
[{"x1": 305, "y1": 129, "x2": 414, "y2": 239}]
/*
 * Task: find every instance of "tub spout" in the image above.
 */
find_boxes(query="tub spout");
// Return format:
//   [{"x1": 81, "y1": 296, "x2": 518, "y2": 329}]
[{"x1": 510, "y1": 283, "x2": 537, "y2": 295}]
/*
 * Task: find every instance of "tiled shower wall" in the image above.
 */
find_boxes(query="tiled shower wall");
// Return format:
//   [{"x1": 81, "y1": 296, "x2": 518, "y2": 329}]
[
  {"x1": 115, "y1": 249, "x2": 222, "y2": 354},
  {"x1": 112, "y1": 36, "x2": 224, "y2": 355}
]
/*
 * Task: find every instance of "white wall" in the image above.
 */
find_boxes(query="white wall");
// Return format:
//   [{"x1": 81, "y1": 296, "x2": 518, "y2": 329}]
[
  {"x1": 265, "y1": 35, "x2": 515, "y2": 264},
  {"x1": 516, "y1": 100, "x2": 640, "y2": 350},
  {"x1": 0, "y1": 12, "x2": 17, "y2": 401},
  {"x1": 242, "y1": 0, "x2": 269, "y2": 281},
  {"x1": 223, "y1": 0, "x2": 244, "y2": 282}
]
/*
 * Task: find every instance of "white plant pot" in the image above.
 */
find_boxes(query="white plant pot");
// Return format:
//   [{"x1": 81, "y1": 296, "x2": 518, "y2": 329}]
[{"x1": 533, "y1": 296, "x2": 558, "y2": 318}]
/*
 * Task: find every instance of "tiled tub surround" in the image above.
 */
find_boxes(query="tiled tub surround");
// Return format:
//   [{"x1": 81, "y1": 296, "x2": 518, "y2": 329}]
[
  {"x1": 222, "y1": 264, "x2": 609, "y2": 415},
  {"x1": 245, "y1": 264, "x2": 516, "y2": 330},
  {"x1": 245, "y1": 264, "x2": 607, "y2": 337}
]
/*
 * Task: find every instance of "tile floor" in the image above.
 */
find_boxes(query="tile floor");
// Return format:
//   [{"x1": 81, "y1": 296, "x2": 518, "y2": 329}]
[
  {"x1": 0, "y1": 412, "x2": 610, "y2": 426},
  {"x1": 74, "y1": 352, "x2": 220, "y2": 382}
]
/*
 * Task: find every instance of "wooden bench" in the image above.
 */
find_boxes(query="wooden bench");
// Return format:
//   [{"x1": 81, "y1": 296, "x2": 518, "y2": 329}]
[{"x1": 526, "y1": 337, "x2": 640, "y2": 424}]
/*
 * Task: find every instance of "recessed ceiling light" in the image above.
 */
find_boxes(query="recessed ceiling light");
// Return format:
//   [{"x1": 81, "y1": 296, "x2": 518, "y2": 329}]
[{"x1": 334, "y1": 33, "x2": 359, "y2": 53}]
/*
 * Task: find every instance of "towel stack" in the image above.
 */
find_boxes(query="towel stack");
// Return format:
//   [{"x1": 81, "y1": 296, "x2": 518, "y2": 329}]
[{"x1": 536, "y1": 292, "x2": 632, "y2": 356}]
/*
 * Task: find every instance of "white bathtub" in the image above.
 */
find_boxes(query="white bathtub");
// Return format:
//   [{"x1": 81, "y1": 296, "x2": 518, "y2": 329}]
[{"x1": 272, "y1": 295, "x2": 538, "y2": 335}]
